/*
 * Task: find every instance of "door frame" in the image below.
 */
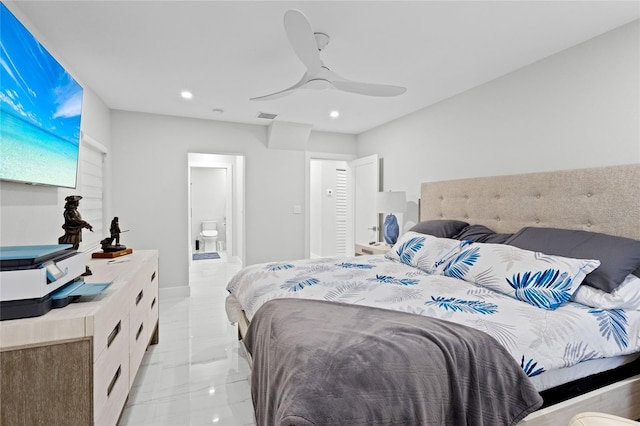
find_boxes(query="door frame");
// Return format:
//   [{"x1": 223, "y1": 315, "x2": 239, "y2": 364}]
[
  {"x1": 187, "y1": 153, "x2": 246, "y2": 268},
  {"x1": 304, "y1": 152, "x2": 357, "y2": 259}
]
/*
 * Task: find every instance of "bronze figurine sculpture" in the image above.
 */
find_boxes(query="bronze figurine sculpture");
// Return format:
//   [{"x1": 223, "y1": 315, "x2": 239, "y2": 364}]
[
  {"x1": 100, "y1": 217, "x2": 127, "y2": 252},
  {"x1": 58, "y1": 195, "x2": 93, "y2": 250}
]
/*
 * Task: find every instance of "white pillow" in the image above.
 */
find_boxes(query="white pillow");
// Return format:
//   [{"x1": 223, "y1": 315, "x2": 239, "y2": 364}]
[
  {"x1": 572, "y1": 274, "x2": 640, "y2": 310},
  {"x1": 438, "y1": 243, "x2": 600, "y2": 310},
  {"x1": 385, "y1": 231, "x2": 468, "y2": 274}
]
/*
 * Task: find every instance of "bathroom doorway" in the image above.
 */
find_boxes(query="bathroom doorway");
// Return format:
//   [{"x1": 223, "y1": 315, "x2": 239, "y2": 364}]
[
  {"x1": 187, "y1": 153, "x2": 245, "y2": 280},
  {"x1": 191, "y1": 167, "x2": 227, "y2": 253}
]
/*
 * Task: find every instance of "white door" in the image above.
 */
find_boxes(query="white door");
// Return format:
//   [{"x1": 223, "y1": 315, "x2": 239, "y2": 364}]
[
  {"x1": 306, "y1": 153, "x2": 379, "y2": 258},
  {"x1": 351, "y1": 154, "x2": 380, "y2": 245}
]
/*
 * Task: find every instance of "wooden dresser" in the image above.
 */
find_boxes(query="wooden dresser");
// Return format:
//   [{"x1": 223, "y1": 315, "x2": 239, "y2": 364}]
[{"x1": 0, "y1": 250, "x2": 159, "y2": 425}]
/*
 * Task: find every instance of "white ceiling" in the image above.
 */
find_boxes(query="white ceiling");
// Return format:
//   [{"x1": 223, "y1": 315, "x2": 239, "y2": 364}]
[{"x1": 10, "y1": 1, "x2": 640, "y2": 135}]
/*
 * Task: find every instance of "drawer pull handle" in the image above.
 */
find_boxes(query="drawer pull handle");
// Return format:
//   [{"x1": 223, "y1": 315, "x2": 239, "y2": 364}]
[
  {"x1": 362, "y1": 248, "x2": 374, "y2": 255},
  {"x1": 107, "y1": 365, "x2": 122, "y2": 397},
  {"x1": 136, "y1": 289, "x2": 144, "y2": 305},
  {"x1": 136, "y1": 323, "x2": 144, "y2": 340},
  {"x1": 151, "y1": 297, "x2": 156, "y2": 310},
  {"x1": 151, "y1": 271, "x2": 156, "y2": 282},
  {"x1": 107, "y1": 321, "x2": 121, "y2": 348}
]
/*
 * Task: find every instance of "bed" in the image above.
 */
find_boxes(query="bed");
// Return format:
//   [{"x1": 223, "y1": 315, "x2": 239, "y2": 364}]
[{"x1": 226, "y1": 163, "x2": 640, "y2": 425}]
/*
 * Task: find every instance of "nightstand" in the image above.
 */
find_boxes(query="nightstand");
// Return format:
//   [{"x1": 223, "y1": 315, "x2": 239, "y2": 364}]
[{"x1": 355, "y1": 242, "x2": 391, "y2": 256}]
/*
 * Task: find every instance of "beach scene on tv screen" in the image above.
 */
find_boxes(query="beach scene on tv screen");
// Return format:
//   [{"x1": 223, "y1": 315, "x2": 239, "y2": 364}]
[{"x1": 0, "y1": 4, "x2": 83, "y2": 188}]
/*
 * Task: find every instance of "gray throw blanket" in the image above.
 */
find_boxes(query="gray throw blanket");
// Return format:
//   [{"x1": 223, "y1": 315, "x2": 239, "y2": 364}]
[{"x1": 244, "y1": 298, "x2": 543, "y2": 426}]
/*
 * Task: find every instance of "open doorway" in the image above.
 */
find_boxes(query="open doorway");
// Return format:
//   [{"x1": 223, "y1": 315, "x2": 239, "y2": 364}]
[
  {"x1": 306, "y1": 153, "x2": 380, "y2": 259},
  {"x1": 187, "y1": 153, "x2": 245, "y2": 278},
  {"x1": 191, "y1": 167, "x2": 228, "y2": 254},
  {"x1": 305, "y1": 152, "x2": 356, "y2": 258},
  {"x1": 309, "y1": 158, "x2": 349, "y2": 258}
]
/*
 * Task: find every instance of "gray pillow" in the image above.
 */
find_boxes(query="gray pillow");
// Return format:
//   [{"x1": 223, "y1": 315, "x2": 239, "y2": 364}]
[
  {"x1": 505, "y1": 227, "x2": 640, "y2": 293},
  {"x1": 408, "y1": 220, "x2": 469, "y2": 238},
  {"x1": 453, "y1": 224, "x2": 513, "y2": 244}
]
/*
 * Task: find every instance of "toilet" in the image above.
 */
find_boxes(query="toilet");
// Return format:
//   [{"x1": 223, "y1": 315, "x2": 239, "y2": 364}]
[{"x1": 200, "y1": 221, "x2": 218, "y2": 252}]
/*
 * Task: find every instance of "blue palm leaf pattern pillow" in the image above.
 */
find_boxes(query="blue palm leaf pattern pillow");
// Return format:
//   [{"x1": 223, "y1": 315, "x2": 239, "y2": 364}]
[
  {"x1": 435, "y1": 243, "x2": 600, "y2": 310},
  {"x1": 396, "y1": 236, "x2": 425, "y2": 264},
  {"x1": 442, "y1": 246, "x2": 480, "y2": 279},
  {"x1": 507, "y1": 269, "x2": 573, "y2": 310},
  {"x1": 385, "y1": 231, "x2": 466, "y2": 273}
]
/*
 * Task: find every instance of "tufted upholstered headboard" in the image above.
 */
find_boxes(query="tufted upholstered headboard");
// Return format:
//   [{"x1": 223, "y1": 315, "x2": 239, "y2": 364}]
[{"x1": 420, "y1": 164, "x2": 640, "y2": 240}]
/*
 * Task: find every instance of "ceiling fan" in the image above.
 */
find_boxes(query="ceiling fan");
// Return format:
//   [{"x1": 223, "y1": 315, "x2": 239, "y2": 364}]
[{"x1": 250, "y1": 10, "x2": 407, "y2": 101}]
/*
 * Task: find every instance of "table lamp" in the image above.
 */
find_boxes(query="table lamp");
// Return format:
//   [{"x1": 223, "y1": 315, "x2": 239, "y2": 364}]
[{"x1": 376, "y1": 191, "x2": 406, "y2": 244}]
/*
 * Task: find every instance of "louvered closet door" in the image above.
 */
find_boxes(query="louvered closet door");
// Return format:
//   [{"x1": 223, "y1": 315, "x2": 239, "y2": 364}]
[
  {"x1": 77, "y1": 138, "x2": 105, "y2": 253},
  {"x1": 335, "y1": 168, "x2": 347, "y2": 257}
]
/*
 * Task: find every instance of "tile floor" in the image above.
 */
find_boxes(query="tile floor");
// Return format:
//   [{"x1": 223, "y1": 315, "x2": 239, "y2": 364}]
[{"x1": 119, "y1": 253, "x2": 256, "y2": 426}]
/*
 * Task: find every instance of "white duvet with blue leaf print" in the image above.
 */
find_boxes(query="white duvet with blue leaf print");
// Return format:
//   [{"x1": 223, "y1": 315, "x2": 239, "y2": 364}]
[{"x1": 227, "y1": 255, "x2": 640, "y2": 381}]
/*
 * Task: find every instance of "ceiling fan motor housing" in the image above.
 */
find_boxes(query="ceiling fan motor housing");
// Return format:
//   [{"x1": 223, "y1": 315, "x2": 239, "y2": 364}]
[{"x1": 314, "y1": 32, "x2": 330, "y2": 51}]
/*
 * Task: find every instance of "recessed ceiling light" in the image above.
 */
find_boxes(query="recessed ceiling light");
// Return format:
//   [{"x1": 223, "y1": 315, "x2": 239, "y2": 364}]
[
  {"x1": 180, "y1": 90, "x2": 193, "y2": 100},
  {"x1": 329, "y1": 110, "x2": 340, "y2": 118}
]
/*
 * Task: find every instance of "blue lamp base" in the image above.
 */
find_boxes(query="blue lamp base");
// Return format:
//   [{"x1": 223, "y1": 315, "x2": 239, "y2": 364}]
[{"x1": 383, "y1": 214, "x2": 400, "y2": 245}]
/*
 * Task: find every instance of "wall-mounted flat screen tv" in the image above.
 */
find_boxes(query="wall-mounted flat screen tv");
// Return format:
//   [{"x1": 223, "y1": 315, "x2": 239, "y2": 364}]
[{"x1": 0, "y1": 2, "x2": 83, "y2": 188}]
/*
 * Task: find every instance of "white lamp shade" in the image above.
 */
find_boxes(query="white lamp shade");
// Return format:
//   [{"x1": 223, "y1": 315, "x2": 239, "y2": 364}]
[{"x1": 376, "y1": 191, "x2": 406, "y2": 214}]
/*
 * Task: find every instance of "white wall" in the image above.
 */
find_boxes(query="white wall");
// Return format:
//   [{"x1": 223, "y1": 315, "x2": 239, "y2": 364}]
[
  {"x1": 110, "y1": 110, "x2": 357, "y2": 289},
  {"x1": 0, "y1": 3, "x2": 112, "y2": 250},
  {"x1": 358, "y1": 20, "x2": 640, "y2": 230}
]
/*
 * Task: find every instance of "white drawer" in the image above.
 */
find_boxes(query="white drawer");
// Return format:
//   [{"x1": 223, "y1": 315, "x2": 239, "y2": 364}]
[
  {"x1": 93, "y1": 314, "x2": 130, "y2": 424},
  {"x1": 128, "y1": 279, "x2": 148, "y2": 342},
  {"x1": 95, "y1": 358, "x2": 130, "y2": 426},
  {"x1": 128, "y1": 269, "x2": 147, "y2": 311},
  {"x1": 129, "y1": 317, "x2": 148, "y2": 387},
  {"x1": 141, "y1": 258, "x2": 158, "y2": 345},
  {"x1": 128, "y1": 296, "x2": 148, "y2": 385},
  {"x1": 147, "y1": 276, "x2": 159, "y2": 334},
  {"x1": 128, "y1": 257, "x2": 158, "y2": 386},
  {"x1": 126, "y1": 261, "x2": 156, "y2": 314},
  {"x1": 91, "y1": 282, "x2": 131, "y2": 362}
]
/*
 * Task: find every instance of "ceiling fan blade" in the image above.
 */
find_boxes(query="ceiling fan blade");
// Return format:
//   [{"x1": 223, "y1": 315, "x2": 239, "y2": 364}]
[
  {"x1": 284, "y1": 10, "x2": 321, "y2": 76},
  {"x1": 250, "y1": 73, "x2": 308, "y2": 101},
  {"x1": 249, "y1": 90, "x2": 294, "y2": 102},
  {"x1": 332, "y1": 80, "x2": 407, "y2": 97}
]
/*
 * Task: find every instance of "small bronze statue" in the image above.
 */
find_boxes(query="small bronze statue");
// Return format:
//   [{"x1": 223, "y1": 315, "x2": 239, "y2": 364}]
[
  {"x1": 58, "y1": 195, "x2": 93, "y2": 250},
  {"x1": 100, "y1": 217, "x2": 127, "y2": 252}
]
